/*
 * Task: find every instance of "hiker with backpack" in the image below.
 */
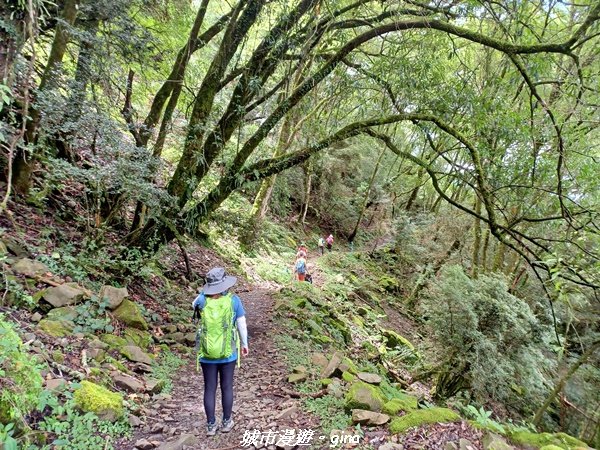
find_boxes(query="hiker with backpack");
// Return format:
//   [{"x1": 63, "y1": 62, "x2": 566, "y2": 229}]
[
  {"x1": 326, "y1": 234, "x2": 334, "y2": 252},
  {"x1": 293, "y1": 254, "x2": 308, "y2": 281},
  {"x1": 192, "y1": 267, "x2": 249, "y2": 436},
  {"x1": 318, "y1": 236, "x2": 325, "y2": 255},
  {"x1": 297, "y1": 242, "x2": 308, "y2": 258}
]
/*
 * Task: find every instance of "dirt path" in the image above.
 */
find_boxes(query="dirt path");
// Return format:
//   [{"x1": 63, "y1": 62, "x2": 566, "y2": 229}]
[{"x1": 116, "y1": 288, "x2": 320, "y2": 450}]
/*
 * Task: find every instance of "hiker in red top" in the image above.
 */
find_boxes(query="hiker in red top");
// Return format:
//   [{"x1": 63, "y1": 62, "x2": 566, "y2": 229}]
[
  {"x1": 296, "y1": 242, "x2": 308, "y2": 258},
  {"x1": 326, "y1": 234, "x2": 334, "y2": 252}
]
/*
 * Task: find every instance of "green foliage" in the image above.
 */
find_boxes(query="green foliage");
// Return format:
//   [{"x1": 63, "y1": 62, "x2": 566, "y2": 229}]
[
  {"x1": 422, "y1": 266, "x2": 551, "y2": 411},
  {"x1": 150, "y1": 351, "x2": 185, "y2": 394},
  {"x1": 38, "y1": 391, "x2": 130, "y2": 450},
  {"x1": 73, "y1": 296, "x2": 114, "y2": 334},
  {"x1": 0, "y1": 422, "x2": 18, "y2": 450},
  {"x1": 0, "y1": 314, "x2": 44, "y2": 424},
  {"x1": 464, "y1": 405, "x2": 505, "y2": 434},
  {"x1": 1, "y1": 275, "x2": 36, "y2": 309},
  {"x1": 303, "y1": 394, "x2": 350, "y2": 436}
]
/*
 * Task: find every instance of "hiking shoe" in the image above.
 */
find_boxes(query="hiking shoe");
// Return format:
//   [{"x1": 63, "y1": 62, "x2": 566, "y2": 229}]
[
  {"x1": 220, "y1": 417, "x2": 234, "y2": 433},
  {"x1": 207, "y1": 421, "x2": 218, "y2": 436}
]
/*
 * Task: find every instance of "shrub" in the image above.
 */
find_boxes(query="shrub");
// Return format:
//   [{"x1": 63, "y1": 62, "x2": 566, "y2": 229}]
[
  {"x1": 422, "y1": 266, "x2": 550, "y2": 413},
  {"x1": 0, "y1": 315, "x2": 44, "y2": 424}
]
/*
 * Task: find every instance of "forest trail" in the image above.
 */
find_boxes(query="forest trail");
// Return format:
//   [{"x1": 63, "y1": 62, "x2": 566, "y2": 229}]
[{"x1": 116, "y1": 288, "x2": 320, "y2": 450}]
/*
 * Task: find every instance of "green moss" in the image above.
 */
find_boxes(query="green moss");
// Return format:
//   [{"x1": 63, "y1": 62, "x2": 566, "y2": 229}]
[
  {"x1": 321, "y1": 378, "x2": 333, "y2": 387},
  {"x1": 508, "y1": 431, "x2": 588, "y2": 450},
  {"x1": 52, "y1": 350, "x2": 65, "y2": 363},
  {"x1": 381, "y1": 329, "x2": 415, "y2": 350},
  {"x1": 38, "y1": 319, "x2": 74, "y2": 337},
  {"x1": 342, "y1": 371, "x2": 355, "y2": 382},
  {"x1": 123, "y1": 328, "x2": 153, "y2": 349},
  {"x1": 112, "y1": 299, "x2": 148, "y2": 330},
  {"x1": 341, "y1": 357, "x2": 359, "y2": 374},
  {"x1": 47, "y1": 306, "x2": 78, "y2": 321},
  {"x1": 540, "y1": 446, "x2": 566, "y2": 450},
  {"x1": 389, "y1": 407, "x2": 460, "y2": 434},
  {"x1": 0, "y1": 315, "x2": 44, "y2": 423},
  {"x1": 344, "y1": 381, "x2": 386, "y2": 412},
  {"x1": 74, "y1": 380, "x2": 124, "y2": 422},
  {"x1": 382, "y1": 395, "x2": 419, "y2": 415},
  {"x1": 99, "y1": 334, "x2": 127, "y2": 349}
]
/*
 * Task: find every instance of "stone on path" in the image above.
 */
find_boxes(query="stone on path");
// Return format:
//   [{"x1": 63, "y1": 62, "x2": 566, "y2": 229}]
[
  {"x1": 157, "y1": 434, "x2": 198, "y2": 450},
  {"x1": 113, "y1": 373, "x2": 145, "y2": 393},
  {"x1": 134, "y1": 438, "x2": 155, "y2": 450}
]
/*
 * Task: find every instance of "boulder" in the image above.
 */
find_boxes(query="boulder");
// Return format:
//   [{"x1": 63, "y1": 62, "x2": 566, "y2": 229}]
[
  {"x1": 3, "y1": 238, "x2": 28, "y2": 257},
  {"x1": 37, "y1": 319, "x2": 75, "y2": 337},
  {"x1": 184, "y1": 333, "x2": 196, "y2": 346},
  {"x1": 121, "y1": 345, "x2": 153, "y2": 365},
  {"x1": 379, "y1": 444, "x2": 404, "y2": 450},
  {"x1": 288, "y1": 372, "x2": 308, "y2": 383},
  {"x1": 134, "y1": 438, "x2": 154, "y2": 449},
  {"x1": 12, "y1": 258, "x2": 50, "y2": 277},
  {"x1": 157, "y1": 434, "x2": 199, "y2": 450},
  {"x1": 311, "y1": 353, "x2": 329, "y2": 368},
  {"x1": 113, "y1": 373, "x2": 145, "y2": 393},
  {"x1": 344, "y1": 382, "x2": 386, "y2": 412},
  {"x1": 74, "y1": 380, "x2": 124, "y2": 422},
  {"x1": 99, "y1": 285, "x2": 129, "y2": 310},
  {"x1": 113, "y1": 299, "x2": 149, "y2": 330},
  {"x1": 47, "y1": 306, "x2": 78, "y2": 321},
  {"x1": 351, "y1": 409, "x2": 390, "y2": 426},
  {"x1": 357, "y1": 372, "x2": 382, "y2": 385},
  {"x1": 321, "y1": 351, "x2": 343, "y2": 378},
  {"x1": 389, "y1": 407, "x2": 460, "y2": 434},
  {"x1": 482, "y1": 432, "x2": 515, "y2": 450},
  {"x1": 460, "y1": 439, "x2": 476, "y2": 450},
  {"x1": 45, "y1": 378, "x2": 67, "y2": 391},
  {"x1": 100, "y1": 334, "x2": 128, "y2": 349},
  {"x1": 31, "y1": 312, "x2": 42, "y2": 322},
  {"x1": 123, "y1": 328, "x2": 153, "y2": 349},
  {"x1": 145, "y1": 378, "x2": 166, "y2": 394},
  {"x1": 42, "y1": 283, "x2": 87, "y2": 308},
  {"x1": 129, "y1": 415, "x2": 143, "y2": 428},
  {"x1": 162, "y1": 332, "x2": 186, "y2": 344}
]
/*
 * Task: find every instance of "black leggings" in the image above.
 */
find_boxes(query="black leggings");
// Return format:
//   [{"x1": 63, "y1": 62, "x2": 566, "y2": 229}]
[{"x1": 200, "y1": 361, "x2": 236, "y2": 424}]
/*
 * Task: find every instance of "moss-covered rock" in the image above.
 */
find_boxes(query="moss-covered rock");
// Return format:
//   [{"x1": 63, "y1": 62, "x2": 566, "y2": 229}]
[
  {"x1": 99, "y1": 333, "x2": 127, "y2": 349},
  {"x1": 113, "y1": 299, "x2": 148, "y2": 330},
  {"x1": 342, "y1": 371, "x2": 355, "y2": 382},
  {"x1": 120, "y1": 345, "x2": 153, "y2": 365},
  {"x1": 344, "y1": 381, "x2": 386, "y2": 412},
  {"x1": 382, "y1": 395, "x2": 419, "y2": 415},
  {"x1": 389, "y1": 407, "x2": 460, "y2": 434},
  {"x1": 123, "y1": 328, "x2": 153, "y2": 349},
  {"x1": 51, "y1": 350, "x2": 65, "y2": 364},
  {"x1": 339, "y1": 357, "x2": 359, "y2": 375},
  {"x1": 74, "y1": 380, "x2": 124, "y2": 422},
  {"x1": 540, "y1": 446, "x2": 566, "y2": 450},
  {"x1": 12, "y1": 258, "x2": 50, "y2": 277},
  {"x1": 381, "y1": 329, "x2": 415, "y2": 350},
  {"x1": 47, "y1": 306, "x2": 78, "y2": 321},
  {"x1": 508, "y1": 431, "x2": 588, "y2": 450},
  {"x1": 37, "y1": 319, "x2": 75, "y2": 337},
  {"x1": 320, "y1": 378, "x2": 334, "y2": 387}
]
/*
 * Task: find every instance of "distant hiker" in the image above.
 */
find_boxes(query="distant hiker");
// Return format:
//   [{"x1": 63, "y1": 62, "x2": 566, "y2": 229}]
[
  {"x1": 318, "y1": 237, "x2": 325, "y2": 255},
  {"x1": 192, "y1": 268, "x2": 249, "y2": 436},
  {"x1": 326, "y1": 234, "x2": 334, "y2": 252},
  {"x1": 294, "y1": 254, "x2": 307, "y2": 281},
  {"x1": 297, "y1": 242, "x2": 308, "y2": 258}
]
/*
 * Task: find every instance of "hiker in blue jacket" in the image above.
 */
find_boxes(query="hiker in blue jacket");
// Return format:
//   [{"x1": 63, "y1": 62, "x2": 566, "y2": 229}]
[{"x1": 192, "y1": 268, "x2": 249, "y2": 436}]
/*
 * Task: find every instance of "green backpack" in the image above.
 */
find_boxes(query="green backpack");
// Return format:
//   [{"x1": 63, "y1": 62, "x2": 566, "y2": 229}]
[{"x1": 197, "y1": 293, "x2": 237, "y2": 363}]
